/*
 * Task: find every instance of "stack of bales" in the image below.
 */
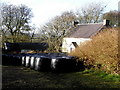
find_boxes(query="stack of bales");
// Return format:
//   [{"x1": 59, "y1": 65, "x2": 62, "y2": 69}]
[{"x1": 3, "y1": 53, "x2": 84, "y2": 72}]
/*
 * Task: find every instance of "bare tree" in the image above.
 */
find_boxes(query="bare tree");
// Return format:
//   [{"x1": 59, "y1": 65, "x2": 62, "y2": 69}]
[
  {"x1": 102, "y1": 10, "x2": 119, "y2": 27},
  {"x1": 39, "y1": 11, "x2": 76, "y2": 52},
  {"x1": 0, "y1": 3, "x2": 33, "y2": 43},
  {"x1": 38, "y1": 2, "x2": 107, "y2": 52},
  {"x1": 77, "y1": 2, "x2": 106, "y2": 23}
]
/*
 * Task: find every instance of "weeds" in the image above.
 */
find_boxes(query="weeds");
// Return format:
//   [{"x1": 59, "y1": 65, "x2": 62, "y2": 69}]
[{"x1": 70, "y1": 28, "x2": 119, "y2": 75}]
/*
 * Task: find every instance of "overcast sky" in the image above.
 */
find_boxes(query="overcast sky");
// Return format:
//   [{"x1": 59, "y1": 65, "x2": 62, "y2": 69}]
[{"x1": 1, "y1": 0, "x2": 119, "y2": 27}]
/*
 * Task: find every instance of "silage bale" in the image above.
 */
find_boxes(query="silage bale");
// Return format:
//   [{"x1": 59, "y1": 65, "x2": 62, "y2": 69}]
[
  {"x1": 34, "y1": 54, "x2": 51, "y2": 71},
  {"x1": 39, "y1": 56, "x2": 51, "y2": 71},
  {"x1": 25, "y1": 55, "x2": 31, "y2": 68},
  {"x1": 2, "y1": 54, "x2": 9, "y2": 65},
  {"x1": 30, "y1": 56, "x2": 36, "y2": 69},
  {"x1": 11, "y1": 54, "x2": 22, "y2": 66},
  {"x1": 34, "y1": 57, "x2": 41, "y2": 71},
  {"x1": 22, "y1": 56, "x2": 26, "y2": 66},
  {"x1": 21, "y1": 53, "x2": 31, "y2": 66},
  {"x1": 50, "y1": 56, "x2": 77, "y2": 72}
]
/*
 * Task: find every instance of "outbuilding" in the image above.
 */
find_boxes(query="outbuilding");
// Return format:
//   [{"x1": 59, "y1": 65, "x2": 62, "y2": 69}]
[{"x1": 62, "y1": 20, "x2": 110, "y2": 53}]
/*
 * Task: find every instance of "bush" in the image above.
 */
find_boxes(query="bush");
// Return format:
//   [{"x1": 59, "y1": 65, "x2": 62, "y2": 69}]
[{"x1": 70, "y1": 28, "x2": 119, "y2": 75}]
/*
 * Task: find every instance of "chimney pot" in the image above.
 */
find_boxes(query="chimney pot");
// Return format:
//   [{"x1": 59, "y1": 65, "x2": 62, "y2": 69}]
[
  {"x1": 103, "y1": 19, "x2": 110, "y2": 26},
  {"x1": 74, "y1": 21, "x2": 79, "y2": 26}
]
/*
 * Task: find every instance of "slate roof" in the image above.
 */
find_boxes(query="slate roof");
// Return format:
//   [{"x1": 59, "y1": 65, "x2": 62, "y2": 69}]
[{"x1": 69, "y1": 23, "x2": 104, "y2": 38}]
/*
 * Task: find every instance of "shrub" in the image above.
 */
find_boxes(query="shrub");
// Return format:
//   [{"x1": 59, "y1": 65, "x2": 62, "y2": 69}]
[{"x1": 70, "y1": 28, "x2": 119, "y2": 75}]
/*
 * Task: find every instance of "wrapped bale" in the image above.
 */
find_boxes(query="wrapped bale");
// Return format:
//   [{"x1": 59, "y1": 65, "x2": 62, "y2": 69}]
[
  {"x1": 12, "y1": 54, "x2": 22, "y2": 66},
  {"x1": 51, "y1": 56, "x2": 77, "y2": 72},
  {"x1": 34, "y1": 53, "x2": 47, "y2": 71},
  {"x1": 34, "y1": 54, "x2": 51, "y2": 71},
  {"x1": 75, "y1": 60, "x2": 85, "y2": 71},
  {"x1": 2, "y1": 54, "x2": 22, "y2": 66},
  {"x1": 2, "y1": 54, "x2": 10, "y2": 65},
  {"x1": 21, "y1": 53, "x2": 34, "y2": 66},
  {"x1": 22, "y1": 56, "x2": 26, "y2": 66},
  {"x1": 24, "y1": 53, "x2": 37, "y2": 68},
  {"x1": 25, "y1": 56, "x2": 31, "y2": 68},
  {"x1": 34, "y1": 57, "x2": 41, "y2": 71},
  {"x1": 30, "y1": 56, "x2": 36, "y2": 69},
  {"x1": 21, "y1": 54, "x2": 30, "y2": 66}
]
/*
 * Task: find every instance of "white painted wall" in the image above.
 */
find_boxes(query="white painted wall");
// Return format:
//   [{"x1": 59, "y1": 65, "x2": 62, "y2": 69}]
[{"x1": 62, "y1": 37, "x2": 91, "y2": 53}]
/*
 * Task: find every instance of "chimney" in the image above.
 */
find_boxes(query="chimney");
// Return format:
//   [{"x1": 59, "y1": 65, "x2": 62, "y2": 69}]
[
  {"x1": 103, "y1": 19, "x2": 110, "y2": 26},
  {"x1": 74, "y1": 20, "x2": 79, "y2": 27}
]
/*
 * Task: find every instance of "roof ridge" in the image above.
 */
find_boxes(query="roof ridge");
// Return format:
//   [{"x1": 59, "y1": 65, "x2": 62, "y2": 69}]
[
  {"x1": 68, "y1": 23, "x2": 105, "y2": 38},
  {"x1": 90, "y1": 24, "x2": 104, "y2": 38},
  {"x1": 78, "y1": 23, "x2": 103, "y2": 25}
]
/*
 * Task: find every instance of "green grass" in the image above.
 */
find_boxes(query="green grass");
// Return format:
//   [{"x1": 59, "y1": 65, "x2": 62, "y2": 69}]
[
  {"x1": 2, "y1": 65, "x2": 120, "y2": 89},
  {"x1": 83, "y1": 69, "x2": 120, "y2": 82}
]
